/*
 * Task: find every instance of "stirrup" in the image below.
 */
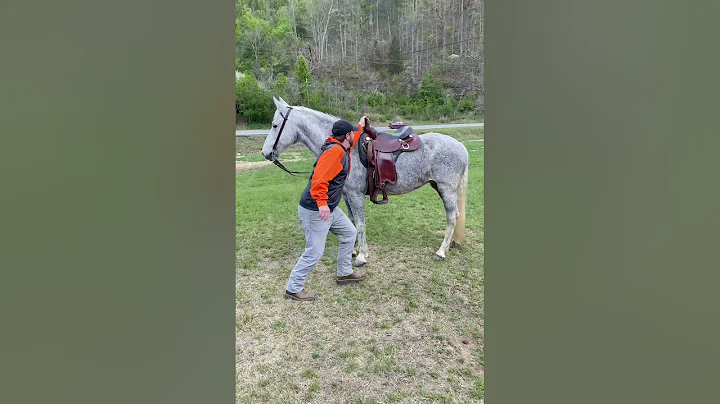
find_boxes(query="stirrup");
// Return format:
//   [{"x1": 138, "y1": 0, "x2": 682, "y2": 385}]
[{"x1": 371, "y1": 188, "x2": 389, "y2": 205}]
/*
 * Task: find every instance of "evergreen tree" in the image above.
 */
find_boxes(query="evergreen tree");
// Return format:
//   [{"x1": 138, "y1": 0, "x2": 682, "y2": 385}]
[
  {"x1": 295, "y1": 55, "x2": 311, "y2": 103},
  {"x1": 388, "y1": 35, "x2": 404, "y2": 74}
]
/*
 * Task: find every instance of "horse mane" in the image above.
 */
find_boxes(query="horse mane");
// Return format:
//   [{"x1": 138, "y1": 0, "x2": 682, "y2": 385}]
[{"x1": 291, "y1": 106, "x2": 339, "y2": 123}]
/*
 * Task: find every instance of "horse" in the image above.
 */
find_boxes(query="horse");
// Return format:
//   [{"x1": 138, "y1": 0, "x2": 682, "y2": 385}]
[{"x1": 261, "y1": 96, "x2": 469, "y2": 266}]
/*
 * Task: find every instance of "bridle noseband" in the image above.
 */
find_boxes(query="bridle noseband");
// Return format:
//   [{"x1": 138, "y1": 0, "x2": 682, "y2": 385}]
[{"x1": 270, "y1": 106, "x2": 312, "y2": 177}]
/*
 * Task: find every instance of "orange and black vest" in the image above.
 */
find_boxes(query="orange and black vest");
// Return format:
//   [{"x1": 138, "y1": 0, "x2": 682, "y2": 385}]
[{"x1": 299, "y1": 140, "x2": 350, "y2": 211}]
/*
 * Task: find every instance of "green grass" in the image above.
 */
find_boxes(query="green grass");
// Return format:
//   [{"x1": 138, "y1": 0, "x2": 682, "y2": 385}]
[
  {"x1": 236, "y1": 127, "x2": 484, "y2": 403},
  {"x1": 390, "y1": 118, "x2": 484, "y2": 126},
  {"x1": 237, "y1": 122, "x2": 272, "y2": 130}
]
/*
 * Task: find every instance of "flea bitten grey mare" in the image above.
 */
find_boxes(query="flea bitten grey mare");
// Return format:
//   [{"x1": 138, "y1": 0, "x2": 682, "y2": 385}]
[{"x1": 262, "y1": 97, "x2": 469, "y2": 265}]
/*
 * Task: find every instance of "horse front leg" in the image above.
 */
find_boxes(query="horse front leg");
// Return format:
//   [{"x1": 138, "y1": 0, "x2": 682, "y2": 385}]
[
  {"x1": 345, "y1": 191, "x2": 369, "y2": 267},
  {"x1": 344, "y1": 197, "x2": 360, "y2": 257}
]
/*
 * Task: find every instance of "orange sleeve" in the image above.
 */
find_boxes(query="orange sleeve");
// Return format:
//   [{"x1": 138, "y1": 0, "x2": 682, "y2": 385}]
[
  {"x1": 310, "y1": 145, "x2": 345, "y2": 207},
  {"x1": 350, "y1": 122, "x2": 364, "y2": 149}
]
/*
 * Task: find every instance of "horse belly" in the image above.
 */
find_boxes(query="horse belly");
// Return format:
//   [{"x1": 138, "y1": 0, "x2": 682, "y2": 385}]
[{"x1": 383, "y1": 152, "x2": 431, "y2": 195}]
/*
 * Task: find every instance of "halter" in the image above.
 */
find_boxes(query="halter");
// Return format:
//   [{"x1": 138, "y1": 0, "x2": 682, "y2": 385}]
[{"x1": 270, "y1": 107, "x2": 312, "y2": 177}]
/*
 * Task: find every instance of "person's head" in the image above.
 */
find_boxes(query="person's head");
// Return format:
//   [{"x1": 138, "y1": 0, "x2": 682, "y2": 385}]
[{"x1": 331, "y1": 120, "x2": 359, "y2": 145}]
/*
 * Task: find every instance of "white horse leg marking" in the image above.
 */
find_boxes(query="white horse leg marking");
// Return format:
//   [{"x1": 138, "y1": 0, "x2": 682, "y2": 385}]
[
  {"x1": 355, "y1": 224, "x2": 369, "y2": 266},
  {"x1": 354, "y1": 218, "x2": 369, "y2": 266},
  {"x1": 434, "y1": 185, "x2": 460, "y2": 261}
]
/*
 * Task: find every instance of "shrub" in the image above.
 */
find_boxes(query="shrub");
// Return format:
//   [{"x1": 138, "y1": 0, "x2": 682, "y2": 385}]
[
  {"x1": 366, "y1": 92, "x2": 387, "y2": 108},
  {"x1": 236, "y1": 74, "x2": 274, "y2": 124},
  {"x1": 458, "y1": 97, "x2": 476, "y2": 113},
  {"x1": 419, "y1": 73, "x2": 446, "y2": 106}
]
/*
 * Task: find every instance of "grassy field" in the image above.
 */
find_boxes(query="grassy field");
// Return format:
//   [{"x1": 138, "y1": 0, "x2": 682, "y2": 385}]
[{"x1": 236, "y1": 128, "x2": 484, "y2": 403}]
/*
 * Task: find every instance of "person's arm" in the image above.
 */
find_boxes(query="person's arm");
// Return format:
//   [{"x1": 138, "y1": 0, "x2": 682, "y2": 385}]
[
  {"x1": 350, "y1": 116, "x2": 368, "y2": 149},
  {"x1": 309, "y1": 145, "x2": 345, "y2": 209}
]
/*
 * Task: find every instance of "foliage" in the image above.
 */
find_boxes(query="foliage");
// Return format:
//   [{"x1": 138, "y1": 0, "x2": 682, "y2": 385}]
[
  {"x1": 295, "y1": 55, "x2": 311, "y2": 104},
  {"x1": 236, "y1": 75, "x2": 274, "y2": 124},
  {"x1": 458, "y1": 93, "x2": 477, "y2": 113},
  {"x1": 294, "y1": 55, "x2": 311, "y2": 85},
  {"x1": 235, "y1": 0, "x2": 483, "y2": 126},
  {"x1": 419, "y1": 73, "x2": 446, "y2": 106},
  {"x1": 273, "y1": 73, "x2": 289, "y2": 100}
]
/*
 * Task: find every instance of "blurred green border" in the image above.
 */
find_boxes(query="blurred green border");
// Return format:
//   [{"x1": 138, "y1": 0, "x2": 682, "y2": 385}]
[
  {"x1": 1, "y1": 1, "x2": 236, "y2": 403},
  {"x1": 3, "y1": 0, "x2": 719, "y2": 403},
  {"x1": 487, "y1": 1, "x2": 719, "y2": 403}
]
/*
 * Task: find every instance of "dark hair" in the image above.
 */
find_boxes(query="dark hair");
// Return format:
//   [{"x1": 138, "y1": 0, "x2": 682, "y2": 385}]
[{"x1": 331, "y1": 132, "x2": 348, "y2": 142}]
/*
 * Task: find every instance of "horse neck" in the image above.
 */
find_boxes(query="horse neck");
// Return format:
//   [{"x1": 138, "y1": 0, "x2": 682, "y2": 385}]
[{"x1": 295, "y1": 109, "x2": 337, "y2": 157}]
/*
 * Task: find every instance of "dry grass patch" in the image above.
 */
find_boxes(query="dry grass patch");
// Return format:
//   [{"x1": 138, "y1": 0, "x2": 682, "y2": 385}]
[{"x1": 236, "y1": 241, "x2": 483, "y2": 403}]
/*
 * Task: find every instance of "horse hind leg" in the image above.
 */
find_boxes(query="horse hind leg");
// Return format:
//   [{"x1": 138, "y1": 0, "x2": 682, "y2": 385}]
[
  {"x1": 451, "y1": 164, "x2": 469, "y2": 248},
  {"x1": 434, "y1": 184, "x2": 460, "y2": 261}
]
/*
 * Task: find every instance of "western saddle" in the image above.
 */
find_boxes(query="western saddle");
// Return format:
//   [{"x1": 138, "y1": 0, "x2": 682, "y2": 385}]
[{"x1": 360, "y1": 122, "x2": 421, "y2": 204}]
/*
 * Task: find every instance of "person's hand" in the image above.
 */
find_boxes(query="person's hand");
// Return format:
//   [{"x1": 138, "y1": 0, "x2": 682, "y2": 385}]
[
  {"x1": 318, "y1": 205, "x2": 331, "y2": 221},
  {"x1": 358, "y1": 116, "x2": 369, "y2": 127}
]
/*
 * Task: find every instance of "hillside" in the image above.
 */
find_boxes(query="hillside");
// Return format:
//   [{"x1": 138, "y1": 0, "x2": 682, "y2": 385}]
[{"x1": 236, "y1": 0, "x2": 484, "y2": 127}]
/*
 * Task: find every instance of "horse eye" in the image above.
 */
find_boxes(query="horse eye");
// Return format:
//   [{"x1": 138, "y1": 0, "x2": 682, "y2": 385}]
[{"x1": 272, "y1": 124, "x2": 278, "y2": 128}]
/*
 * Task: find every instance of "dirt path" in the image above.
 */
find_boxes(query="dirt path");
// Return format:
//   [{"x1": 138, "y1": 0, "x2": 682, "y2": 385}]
[
  {"x1": 235, "y1": 161, "x2": 272, "y2": 171},
  {"x1": 235, "y1": 152, "x2": 305, "y2": 172}
]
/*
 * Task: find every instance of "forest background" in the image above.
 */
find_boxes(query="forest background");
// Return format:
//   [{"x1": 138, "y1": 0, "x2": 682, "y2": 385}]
[{"x1": 236, "y1": 0, "x2": 484, "y2": 128}]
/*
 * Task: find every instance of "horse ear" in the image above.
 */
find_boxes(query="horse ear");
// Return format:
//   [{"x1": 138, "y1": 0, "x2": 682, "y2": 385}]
[
  {"x1": 273, "y1": 96, "x2": 281, "y2": 108},
  {"x1": 278, "y1": 97, "x2": 288, "y2": 106}
]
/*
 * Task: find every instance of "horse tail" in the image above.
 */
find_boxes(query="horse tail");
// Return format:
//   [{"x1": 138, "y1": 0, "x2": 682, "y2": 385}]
[{"x1": 453, "y1": 162, "x2": 469, "y2": 244}]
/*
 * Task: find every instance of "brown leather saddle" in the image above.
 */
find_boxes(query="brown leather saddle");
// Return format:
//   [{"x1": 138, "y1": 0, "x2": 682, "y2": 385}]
[{"x1": 361, "y1": 123, "x2": 421, "y2": 204}]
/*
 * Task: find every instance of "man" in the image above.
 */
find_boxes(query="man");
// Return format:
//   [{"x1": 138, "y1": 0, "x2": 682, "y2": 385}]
[{"x1": 284, "y1": 116, "x2": 368, "y2": 301}]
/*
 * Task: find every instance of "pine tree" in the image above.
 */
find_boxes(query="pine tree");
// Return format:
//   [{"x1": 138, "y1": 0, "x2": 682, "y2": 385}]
[
  {"x1": 388, "y1": 35, "x2": 403, "y2": 74},
  {"x1": 295, "y1": 55, "x2": 311, "y2": 103}
]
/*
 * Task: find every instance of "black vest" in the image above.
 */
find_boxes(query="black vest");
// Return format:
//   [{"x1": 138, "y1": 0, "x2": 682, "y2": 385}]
[{"x1": 299, "y1": 140, "x2": 350, "y2": 211}]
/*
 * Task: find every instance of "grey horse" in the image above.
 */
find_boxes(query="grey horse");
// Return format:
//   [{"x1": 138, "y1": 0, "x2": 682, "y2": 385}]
[{"x1": 261, "y1": 97, "x2": 469, "y2": 265}]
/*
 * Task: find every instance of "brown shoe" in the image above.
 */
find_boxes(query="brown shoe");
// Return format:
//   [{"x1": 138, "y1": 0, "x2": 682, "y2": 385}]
[
  {"x1": 284, "y1": 288, "x2": 318, "y2": 301},
  {"x1": 337, "y1": 271, "x2": 366, "y2": 285}
]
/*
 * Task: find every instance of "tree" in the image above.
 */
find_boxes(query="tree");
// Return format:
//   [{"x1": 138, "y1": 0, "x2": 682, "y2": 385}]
[
  {"x1": 295, "y1": 55, "x2": 311, "y2": 85},
  {"x1": 388, "y1": 35, "x2": 403, "y2": 74},
  {"x1": 295, "y1": 55, "x2": 312, "y2": 103},
  {"x1": 371, "y1": 40, "x2": 385, "y2": 71},
  {"x1": 233, "y1": 0, "x2": 484, "y2": 119},
  {"x1": 274, "y1": 73, "x2": 289, "y2": 100}
]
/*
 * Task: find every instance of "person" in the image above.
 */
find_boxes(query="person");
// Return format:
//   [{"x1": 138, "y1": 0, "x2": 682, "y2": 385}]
[{"x1": 284, "y1": 116, "x2": 369, "y2": 301}]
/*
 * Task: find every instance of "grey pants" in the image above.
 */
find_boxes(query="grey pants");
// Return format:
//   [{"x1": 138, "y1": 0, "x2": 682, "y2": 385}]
[{"x1": 286, "y1": 205, "x2": 358, "y2": 293}]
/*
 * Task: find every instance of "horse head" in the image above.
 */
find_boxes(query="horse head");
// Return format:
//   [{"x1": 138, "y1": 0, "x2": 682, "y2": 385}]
[{"x1": 261, "y1": 96, "x2": 298, "y2": 161}]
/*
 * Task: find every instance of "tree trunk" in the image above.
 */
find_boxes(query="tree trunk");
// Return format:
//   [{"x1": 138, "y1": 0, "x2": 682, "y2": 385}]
[
  {"x1": 460, "y1": 0, "x2": 464, "y2": 54},
  {"x1": 376, "y1": 0, "x2": 380, "y2": 41}
]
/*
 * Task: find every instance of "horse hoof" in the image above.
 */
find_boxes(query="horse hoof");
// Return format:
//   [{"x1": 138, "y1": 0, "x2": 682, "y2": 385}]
[
  {"x1": 450, "y1": 241, "x2": 457, "y2": 248},
  {"x1": 353, "y1": 260, "x2": 367, "y2": 268},
  {"x1": 434, "y1": 255, "x2": 445, "y2": 262}
]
